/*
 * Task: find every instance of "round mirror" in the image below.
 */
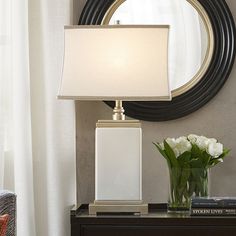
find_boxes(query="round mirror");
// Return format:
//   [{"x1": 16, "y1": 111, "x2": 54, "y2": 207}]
[
  {"x1": 79, "y1": 0, "x2": 235, "y2": 121},
  {"x1": 102, "y1": 0, "x2": 214, "y2": 97}
]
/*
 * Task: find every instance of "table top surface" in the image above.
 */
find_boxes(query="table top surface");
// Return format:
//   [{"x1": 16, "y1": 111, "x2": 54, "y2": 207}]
[{"x1": 72, "y1": 204, "x2": 236, "y2": 220}]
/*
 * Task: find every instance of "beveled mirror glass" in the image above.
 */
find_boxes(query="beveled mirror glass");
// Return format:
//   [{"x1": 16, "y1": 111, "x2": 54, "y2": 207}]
[{"x1": 102, "y1": 0, "x2": 214, "y2": 97}]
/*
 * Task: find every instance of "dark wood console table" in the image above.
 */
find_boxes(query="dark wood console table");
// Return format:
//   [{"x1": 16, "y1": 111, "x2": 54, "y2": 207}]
[{"x1": 71, "y1": 204, "x2": 236, "y2": 236}]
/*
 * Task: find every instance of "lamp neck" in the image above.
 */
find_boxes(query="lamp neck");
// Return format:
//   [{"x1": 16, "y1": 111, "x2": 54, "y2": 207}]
[{"x1": 113, "y1": 100, "x2": 125, "y2": 121}]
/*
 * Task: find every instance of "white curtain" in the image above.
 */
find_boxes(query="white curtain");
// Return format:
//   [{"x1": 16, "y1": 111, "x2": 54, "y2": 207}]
[{"x1": 0, "y1": 0, "x2": 76, "y2": 235}]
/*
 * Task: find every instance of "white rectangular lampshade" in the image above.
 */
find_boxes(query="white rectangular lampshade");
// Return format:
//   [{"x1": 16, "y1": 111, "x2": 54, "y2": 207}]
[{"x1": 58, "y1": 25, "x2": 171, "y2": 101}]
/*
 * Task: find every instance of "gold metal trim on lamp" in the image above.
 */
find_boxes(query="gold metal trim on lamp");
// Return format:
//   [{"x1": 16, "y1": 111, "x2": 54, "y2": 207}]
[
  {"x1": 96, "y1": 120, "x2": 141, "y2": 128},
  {"x1": 113, "y1": 100, "x2": 125, "y2": 121},
  {"x1": 89, "y1": 201, "x2": 148, "y2": 215},
  {"x1": 101, "y1": 0, "x2": 215, "y2": 98}
]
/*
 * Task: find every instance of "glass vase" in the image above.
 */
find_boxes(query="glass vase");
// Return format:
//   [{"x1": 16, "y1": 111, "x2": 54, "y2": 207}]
[{"x1": 168, "y1": 167, "x2": 209, "y2": 213}]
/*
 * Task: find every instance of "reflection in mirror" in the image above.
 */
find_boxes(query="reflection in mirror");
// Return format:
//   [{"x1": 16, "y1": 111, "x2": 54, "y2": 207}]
[{"x1": 109, "y1": 0, "x2": 209, "y2": 92}]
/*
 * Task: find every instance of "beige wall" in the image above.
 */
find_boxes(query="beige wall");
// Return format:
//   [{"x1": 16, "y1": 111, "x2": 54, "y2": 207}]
[{"x1": 75, "y1": 0, "x2": 236, "y2": 205}]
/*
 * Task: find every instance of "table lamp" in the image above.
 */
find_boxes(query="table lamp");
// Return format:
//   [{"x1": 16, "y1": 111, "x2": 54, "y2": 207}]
[{"x1": 58, "y1": 25, "x2": 171, "y2": 215}]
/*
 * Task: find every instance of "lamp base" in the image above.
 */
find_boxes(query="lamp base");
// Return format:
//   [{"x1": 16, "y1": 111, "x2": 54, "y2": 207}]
[
  {"x1": 95, "y1": 120, "x2": 142, "y2": 201},
  {"x1": 89, "y1": 201, "x2": 148, "y2": 215}
]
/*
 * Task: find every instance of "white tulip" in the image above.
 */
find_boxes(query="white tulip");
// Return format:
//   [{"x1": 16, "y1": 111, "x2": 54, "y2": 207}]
[
  {"x1": 165, "y1": 137, "x2": 192, "y2": 157},
  {"x1": 166, "y1": 138, "x2": 177, "y2": 149},
  {"x1": 208, "y1": 138, "x2": 217, "y2": 145},
  {"x1": 188, "y1": 135, "x2": 218, "y2": 152},
  {"x1": 207, "y1": 142, "x2": 223, "y2": 157},
  {"x1": 166, "y1": 138, "x2": 181, "y2": 157},
  {"x1": 176, "y1": 136, "x2": 188, "y2": 142},
  {"x1": 195, "y1": 136, "x2": 209, "y2": 150},
  {"x1": 157, "y1": 135, "x2": 228, "y2": 168},
  {"x1": 173, "y1": 148, "x2": 180, "y2": 158},
  {"x1": 188, "y1": 134, "x2": 199, "y2": 144},
  {"x1": 175, "y1": 136, "x2": 192, "y2": 156}
]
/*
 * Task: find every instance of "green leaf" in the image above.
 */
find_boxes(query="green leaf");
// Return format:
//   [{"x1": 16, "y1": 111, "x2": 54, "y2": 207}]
[
  {"x1": 190, "y1": 159, "x2": 203, "y2": 169},
  {"x1": 153, "y1": 142, "x2": 167, "y2": 158},
  {"x1": 179, "y1": 167, "x2": 190, "y2": 189},
  {"x1": 153, "y1": 142, "x2": 171, "y2": 169},
  {"x1": 209, "y1": 158, "x2": 223, "y2": 167},
  {"x1": 208, "y1": 149, "x2": 230, "y2": 168},
  {"x1": 188, "y1": 181, "x2": 196, "y2": 197},
  {"x1": 169, "y1": 168, "x2": 181, "y2": 200},
  {"x1": 178, "y1": 152, "x2": 191, "y2": 167},
  {"x1": 191, "y1": 168, "x2": 201, "y2": 180},
  {"x1": 219, "y1": 148, "x2": 230, "y2": 159},
  {"x1": 191, "y1": 144, "x2": 202, "y2": 159},
  {"x1": 202, "y1": 151, "x2": 211, "y2": 168},
  {"x1": 164, "y1": 140, "x2": 179, "y2": 168}
]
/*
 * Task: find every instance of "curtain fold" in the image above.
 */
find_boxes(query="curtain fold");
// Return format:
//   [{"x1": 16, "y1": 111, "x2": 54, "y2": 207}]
[{"x1": 0, "y1": 0, "x2": 76, "y2": 235}]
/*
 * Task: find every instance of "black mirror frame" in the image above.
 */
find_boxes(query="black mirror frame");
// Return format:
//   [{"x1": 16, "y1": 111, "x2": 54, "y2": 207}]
[{"x1": 79, "y1": 0, "x2": 236, "y2": 121}]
